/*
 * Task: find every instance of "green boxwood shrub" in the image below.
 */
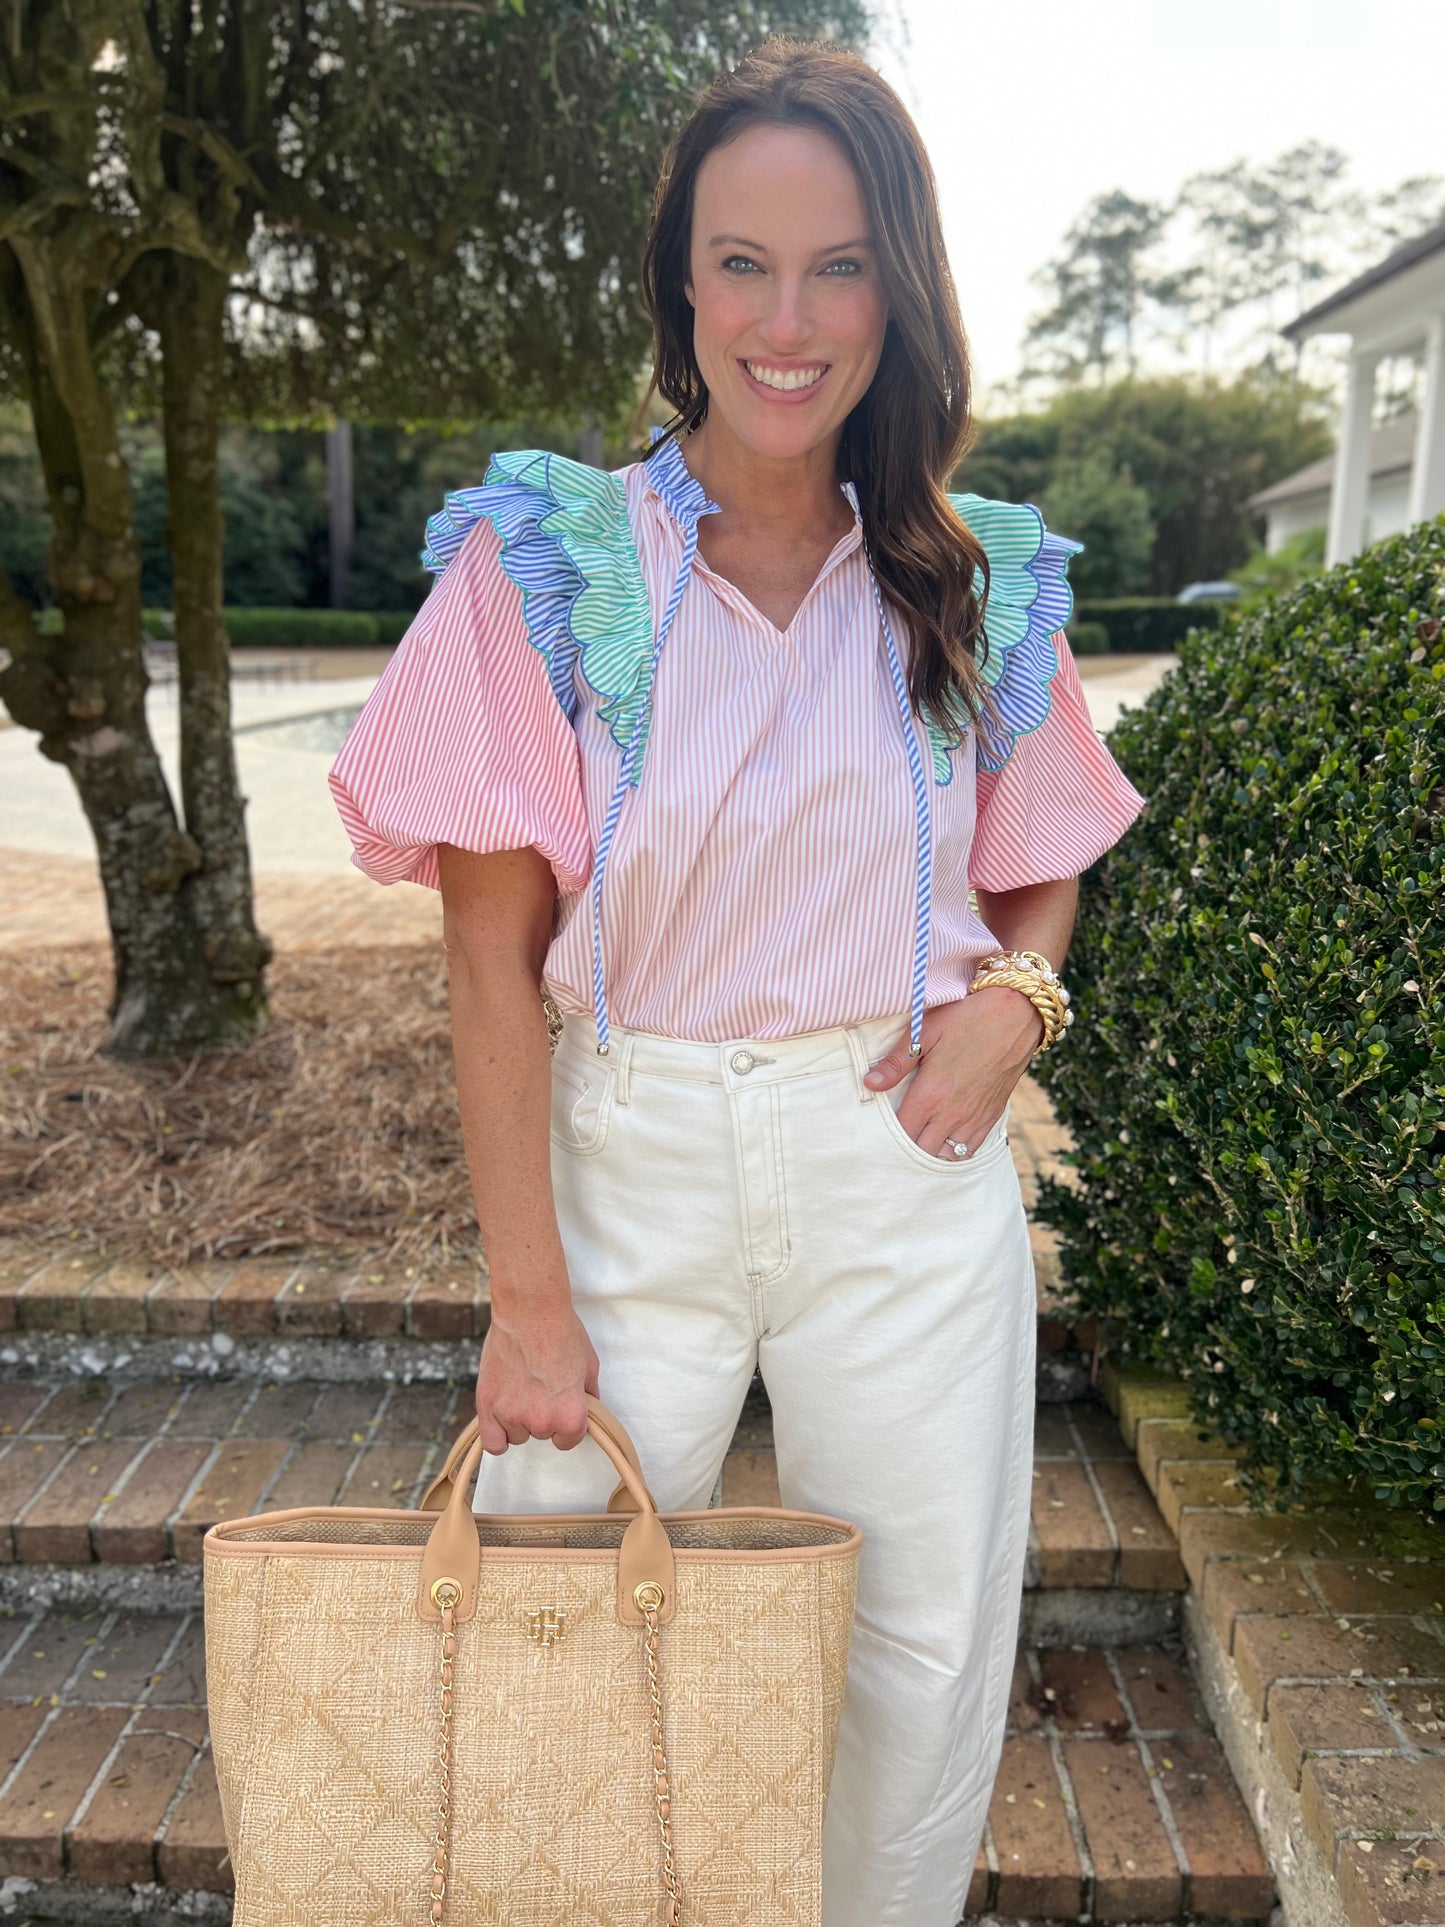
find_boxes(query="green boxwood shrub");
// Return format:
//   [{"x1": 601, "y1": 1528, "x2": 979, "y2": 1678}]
[
  {"x1": 223, "y1": 609, "x2": 380, "y2": 647},
  {"x1": 38, "y1": 606, "x2": 418, "y2": 648},
  {"x1": 1067, "y1": 621, "x2": 1111, "y2": 657},
  {"x1": 372, "y1": 610, "x2": 420, "y2": 648},
  {"x1": 1076, "y1": 598, "x2": 1225, "y2": 653},
  {"x1": 1034, "y1": 513, "x2": 1444, "y2": 1515}
]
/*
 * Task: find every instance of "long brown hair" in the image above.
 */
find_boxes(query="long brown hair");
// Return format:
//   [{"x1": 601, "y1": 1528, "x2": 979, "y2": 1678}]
[{"x1": 634, "y1": 36, "x2": 1007, "y2": 757}]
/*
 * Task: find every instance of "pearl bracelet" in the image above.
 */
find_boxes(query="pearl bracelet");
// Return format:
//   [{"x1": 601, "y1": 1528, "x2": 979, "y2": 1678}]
[{"x1": 965, "y1": 948, "x2": 1073, "y2": 1056}]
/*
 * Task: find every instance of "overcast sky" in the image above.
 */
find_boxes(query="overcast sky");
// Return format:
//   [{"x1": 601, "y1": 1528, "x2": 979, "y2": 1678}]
[{"x1": 872, "y1": 0, "x2": 1445, "y2": 410}]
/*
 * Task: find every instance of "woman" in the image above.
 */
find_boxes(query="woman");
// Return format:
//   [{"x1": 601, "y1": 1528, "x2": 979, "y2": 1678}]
[{"x1": 329, "y1": 36, "x2": 1145, "y2": 1927}]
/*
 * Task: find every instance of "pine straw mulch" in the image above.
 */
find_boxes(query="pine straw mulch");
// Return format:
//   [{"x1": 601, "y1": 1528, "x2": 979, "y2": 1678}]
[{"x1": 0, "y1": 944, "x2": 543, "y2": 1278}]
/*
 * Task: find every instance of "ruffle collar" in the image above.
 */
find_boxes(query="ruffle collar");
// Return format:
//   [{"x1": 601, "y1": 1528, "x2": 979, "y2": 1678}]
[{"x1": 639, "y1": 428, "x2": 722, "y2": 527}]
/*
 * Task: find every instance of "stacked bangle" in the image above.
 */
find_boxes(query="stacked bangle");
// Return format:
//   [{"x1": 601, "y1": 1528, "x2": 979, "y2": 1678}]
[{"x1": 965, "y1": 948, "x2": 1073, "y2": 1056}]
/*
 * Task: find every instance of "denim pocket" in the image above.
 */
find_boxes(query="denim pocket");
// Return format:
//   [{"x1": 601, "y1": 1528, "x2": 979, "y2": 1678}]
[
  {"x1": 549, "y1": 1050, "x2": 614, "y2": 1156},
  {"x1": 867, "y1": 1065, "x2": 1011, "y2": 1176}
]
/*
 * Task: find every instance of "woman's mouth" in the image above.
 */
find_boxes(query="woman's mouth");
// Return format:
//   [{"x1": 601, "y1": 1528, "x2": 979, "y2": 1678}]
[{"x1": 740, "y1": 359, "x2": 831, "y2": 399}]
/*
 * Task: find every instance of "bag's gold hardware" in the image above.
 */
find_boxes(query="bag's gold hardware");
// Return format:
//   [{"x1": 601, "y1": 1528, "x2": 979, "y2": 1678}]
[
  {"x1": 526, "y1": 1607, "x2": 568, "y2": 1648},
  {"x1": 429, "y1": 1581, "x2": 461, "y2": 1924},
  {"x1": 633, "y1": 1580, "x2": 666, "y2": 1612}
]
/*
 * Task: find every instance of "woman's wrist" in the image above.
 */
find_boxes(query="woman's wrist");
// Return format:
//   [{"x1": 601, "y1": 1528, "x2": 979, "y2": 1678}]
[
  {"x1": 486, "y1": 1252, "x2": 575, "y2": 1324},
  {"x1": 968, "y1": 981, "x2": 1047, "y2": 1055}
]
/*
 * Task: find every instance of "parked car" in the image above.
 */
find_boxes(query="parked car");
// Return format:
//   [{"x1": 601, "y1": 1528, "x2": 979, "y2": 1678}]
[{"x1": 1176, "y1": 580, "x2": 1242, "y2": 604}]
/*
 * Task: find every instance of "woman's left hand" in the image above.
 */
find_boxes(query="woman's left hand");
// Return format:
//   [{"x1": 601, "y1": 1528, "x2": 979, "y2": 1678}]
[{"x1": 863, "y1": 987, "x2": 1045, "y2": 1160}]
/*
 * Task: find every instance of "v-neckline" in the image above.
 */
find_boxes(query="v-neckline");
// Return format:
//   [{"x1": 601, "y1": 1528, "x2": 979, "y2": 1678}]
[
  {"x1": 691, "y1": 523, "x2": 864, "y2": 641},
  {"x1": 639, "y1": 432, "x2": 865, "y2": 642}
]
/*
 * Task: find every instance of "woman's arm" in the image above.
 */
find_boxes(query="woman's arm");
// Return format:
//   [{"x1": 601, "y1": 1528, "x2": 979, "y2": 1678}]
[
  {"x1": 971, "y1": 876, "x2": 1079, "y2": 1018},
  {"x1": 437, "y1": 842, "x2": 600, "y2": 1455}
]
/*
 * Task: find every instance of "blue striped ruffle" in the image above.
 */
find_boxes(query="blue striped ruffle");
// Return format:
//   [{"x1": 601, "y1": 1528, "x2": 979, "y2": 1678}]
[
  {"x1": 931, "y1": 494, "x2": 1085, "y2": 782},
  {"x1": 420, "y1": 450, "x2": 655, "y2": 770}
]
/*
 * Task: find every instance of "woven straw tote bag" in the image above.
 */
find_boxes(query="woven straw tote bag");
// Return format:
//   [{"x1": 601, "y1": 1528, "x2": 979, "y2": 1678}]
[{"x1": 203, "y1": 1394, "x2": 862, "y2": 1925}]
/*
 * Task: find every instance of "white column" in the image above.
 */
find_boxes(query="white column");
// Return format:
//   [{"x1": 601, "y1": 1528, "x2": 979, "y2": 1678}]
[
  {"x1": 1326, "y1": 349, "x2": 1379, "y2": 566},
  {"x1": 1408, "y1": 311, "x2": 1445, "y2": 527}
]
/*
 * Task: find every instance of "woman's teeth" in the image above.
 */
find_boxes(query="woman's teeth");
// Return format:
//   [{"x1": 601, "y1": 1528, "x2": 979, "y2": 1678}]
[{"x1": 744, "y1": 362, "x2": 828, "y2": 392}]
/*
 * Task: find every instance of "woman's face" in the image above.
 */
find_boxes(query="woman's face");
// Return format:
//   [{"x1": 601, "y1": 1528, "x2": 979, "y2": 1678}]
[{"x1": 684, "y1": 120, "x2": 889, "y2": 463}]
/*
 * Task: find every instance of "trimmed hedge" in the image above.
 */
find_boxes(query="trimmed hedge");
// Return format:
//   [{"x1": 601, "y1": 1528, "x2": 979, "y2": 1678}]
[
  {"x1": 139, "y1": 609, "x2": 419, "y2": 647},
  {"x1": 1033, "y1": 513, "x2": 1445, "y2": 1515},
  {"x1": 1067, "y1": 621, "x2": 1110, "y2": 657},
  {"x1": 1076, "y1": 598, "x2": 1225, "y2": 654},
  {"x1": 223, "y1": 609, "x2": 405, "y2": 648}
]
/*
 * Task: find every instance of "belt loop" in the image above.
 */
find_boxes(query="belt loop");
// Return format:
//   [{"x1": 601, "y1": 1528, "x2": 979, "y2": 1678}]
[
  {"x1": 614, "y1": 1028, "x2": 636, "y2": 1107},
  {"x1": 842, "y1": 1021, "x2": 878, "y2": 1106}
]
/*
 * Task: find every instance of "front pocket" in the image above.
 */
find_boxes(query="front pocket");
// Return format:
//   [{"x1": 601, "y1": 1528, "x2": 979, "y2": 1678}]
[
  {"x1": 549, "y1": 1052, "x2": 614, "y2": 1155},
  {"x1": 869, "y1": 1069, "x2": 1011, "y2": 1175}
]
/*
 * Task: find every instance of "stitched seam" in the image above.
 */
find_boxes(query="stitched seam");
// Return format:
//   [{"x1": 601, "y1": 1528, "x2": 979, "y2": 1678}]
[{"x1": 750, "y1": 1082, "x2": 793, "y2": 1293}]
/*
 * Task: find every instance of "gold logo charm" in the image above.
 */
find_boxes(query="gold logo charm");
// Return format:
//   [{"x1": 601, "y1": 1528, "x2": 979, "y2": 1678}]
[{"x1": 526, "y1": 1607, "x2": 568, "y2": 1648}]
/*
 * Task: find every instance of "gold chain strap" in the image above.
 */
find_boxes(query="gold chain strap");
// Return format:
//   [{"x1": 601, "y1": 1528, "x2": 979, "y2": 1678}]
[
  {"x1": 638, "y1": 1584, "x2": 683, "y2": 1924},
  {"x1": 428, "y1": 1578, "x2": 461, "y2": 1924},
  {"x1": 426, "y1": 1574, "x2": 683, "y2": 1925}
]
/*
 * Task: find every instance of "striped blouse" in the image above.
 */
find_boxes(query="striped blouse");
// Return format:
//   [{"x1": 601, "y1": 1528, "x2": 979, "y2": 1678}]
[{"x1": 327, "y1": 432, "x2": 1146, "y2": 1048}]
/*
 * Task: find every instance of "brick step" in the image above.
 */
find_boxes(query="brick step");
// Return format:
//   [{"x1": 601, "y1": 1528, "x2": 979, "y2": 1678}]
[
  {"x1": 0, "y1": 1376, "x2": 1181, "y2": 1651},
  {"x1": 963, "y1": 1644, "x2": 1276, "y2": 1921},
  {"x1": 0, "y1": 1243, "x2": 1101, "y2": 1403},
  {"x1": 0, "y1": 1606, "x2": 1271, "y2": 1924}
]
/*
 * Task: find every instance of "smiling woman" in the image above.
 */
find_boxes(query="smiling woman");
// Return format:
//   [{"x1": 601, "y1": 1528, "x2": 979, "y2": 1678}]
[{"x1": 325, "y1": 33, "x2": 1146, "y2": 1927}]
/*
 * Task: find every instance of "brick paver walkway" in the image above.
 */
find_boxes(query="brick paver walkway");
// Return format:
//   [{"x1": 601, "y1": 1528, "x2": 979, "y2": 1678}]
[
  {"x1": 0, "y1": 848, "x2": 441, "y2": 951},
  {"x1": 976, "y1": 1644, "x2": 1274, "y2": 1920}
]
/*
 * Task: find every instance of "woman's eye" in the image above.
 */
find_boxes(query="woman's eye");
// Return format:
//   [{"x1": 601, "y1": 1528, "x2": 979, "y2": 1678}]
[
  {"x1": 823, "y1": 259, "x2": 863, "y2": 276},
  {"x1": 721, "y1": 256, "x2": 760, "y2": 274}
]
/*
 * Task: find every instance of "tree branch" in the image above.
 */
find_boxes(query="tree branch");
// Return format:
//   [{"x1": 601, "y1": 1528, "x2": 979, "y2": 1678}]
[
  {"x1": 0, "y1": 182, "x2": 89, "y2": 244},
  {"x1": 0, "y1": 92, "x2": 102, "y2": 121},
  {"x1": 159, "y1": 112, "x2": 266, "y2": 200}
]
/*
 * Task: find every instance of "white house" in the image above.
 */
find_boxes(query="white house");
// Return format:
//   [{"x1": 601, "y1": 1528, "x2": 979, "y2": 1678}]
[
  {"x1": 1246, "y1": 219, "x2": 1445, "y2": 565},
  {"x1": 1245, "y1": 411, "x2": 1417, "y2": 555}
]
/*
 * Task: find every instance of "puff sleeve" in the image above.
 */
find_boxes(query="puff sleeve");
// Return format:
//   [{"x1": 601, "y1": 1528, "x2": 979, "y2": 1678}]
[
  {"x1": 968, "y1": 627, "x2": 1146, "y2": 894},
  {"x1": 326, "y1": 511, "x2": 592, "y2": 896}
]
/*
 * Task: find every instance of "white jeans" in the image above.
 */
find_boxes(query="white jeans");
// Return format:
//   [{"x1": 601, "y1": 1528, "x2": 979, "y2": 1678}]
[{"x1": 472, "y1": 1006, "x2": 1038, "y2": 1927}]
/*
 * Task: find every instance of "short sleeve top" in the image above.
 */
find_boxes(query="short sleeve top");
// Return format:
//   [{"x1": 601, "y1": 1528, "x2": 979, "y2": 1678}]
[{"x1": 327, "y1": 433, "x2": 1147, "y2": 1049}]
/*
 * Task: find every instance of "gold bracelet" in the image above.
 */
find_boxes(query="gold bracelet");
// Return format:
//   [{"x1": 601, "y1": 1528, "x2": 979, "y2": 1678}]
[{"x1": 965, "y1": 948, "x2": 1073, "y2": 1056}]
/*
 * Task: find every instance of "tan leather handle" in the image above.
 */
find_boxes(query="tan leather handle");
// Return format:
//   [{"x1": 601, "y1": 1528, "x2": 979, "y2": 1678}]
[
  {"x1": 417, "y1": 1396, "x2": 675, "y2": 1628},
  {"x1": 419, "y1": 1400, "x2": 651, "y2": 1516}
]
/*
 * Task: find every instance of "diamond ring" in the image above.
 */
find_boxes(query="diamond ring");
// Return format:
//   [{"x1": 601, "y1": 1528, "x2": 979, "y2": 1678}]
[{"x1": 943, "y1": 1137, "x2": 970, "y2": 1160}]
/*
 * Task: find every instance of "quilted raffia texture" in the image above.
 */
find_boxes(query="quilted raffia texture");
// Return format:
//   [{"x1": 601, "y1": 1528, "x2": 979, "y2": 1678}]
[
  {"x1": 203, "y1": 1552, "x2": 267, "y2": 1851},
  {"x1": 204, "y1": 1545, "x2": 858, "y2": 1926}
]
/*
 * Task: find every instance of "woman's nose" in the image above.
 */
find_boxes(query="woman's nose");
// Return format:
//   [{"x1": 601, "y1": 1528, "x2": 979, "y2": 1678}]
[{"x1": 758, "y1": 279, "x2": 815, "y2": 350}]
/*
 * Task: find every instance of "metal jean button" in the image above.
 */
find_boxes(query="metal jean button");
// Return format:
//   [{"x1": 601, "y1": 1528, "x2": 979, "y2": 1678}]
[{"x1": 729, "y1": 1050, "x2": 756, "y2": 1074}]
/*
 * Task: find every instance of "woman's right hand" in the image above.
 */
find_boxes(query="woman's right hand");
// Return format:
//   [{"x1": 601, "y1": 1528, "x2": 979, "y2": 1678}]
[{"x1": 474, "y1": 1285, "x2": 601, "y2": 1455}]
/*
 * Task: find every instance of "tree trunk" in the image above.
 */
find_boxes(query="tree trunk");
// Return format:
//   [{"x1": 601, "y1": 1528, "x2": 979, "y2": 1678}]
[
  {"x1": 0, "y1": 241, "x2": 267, "y2": 1058},
  {"x1": 154, "y1": 254, "x2": 274, "y2": 1017}
]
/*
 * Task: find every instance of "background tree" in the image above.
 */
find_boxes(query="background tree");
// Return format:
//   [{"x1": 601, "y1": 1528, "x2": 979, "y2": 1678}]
[
  {"x1": 1372, "y1": 174, "x2": 1445, "y2": 249},
  {"x1": 1167, "y1": 142, "x2": 1364, "y2": 378},
  {"x1": 1019, "y1": 190, "x2": 1175, "y2": 390},
  {"x1": 961, "y1": 372, "x2": 1333, "y2": 594},
  {"x1": 0, "y1": 0, "x2": 868, "y2": 1060},
  {"x1": 1015, "y1": 145, "x2": 1442, "y2": 398},
  {"x1": 1041, "y1": 449, "x2": 1155, "y2": 598}
]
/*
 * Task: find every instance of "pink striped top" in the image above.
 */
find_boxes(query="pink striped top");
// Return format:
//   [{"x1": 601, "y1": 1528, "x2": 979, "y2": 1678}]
[{"x1": 328, "y1": 446, "x2": 1147, "y2": 1042}]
